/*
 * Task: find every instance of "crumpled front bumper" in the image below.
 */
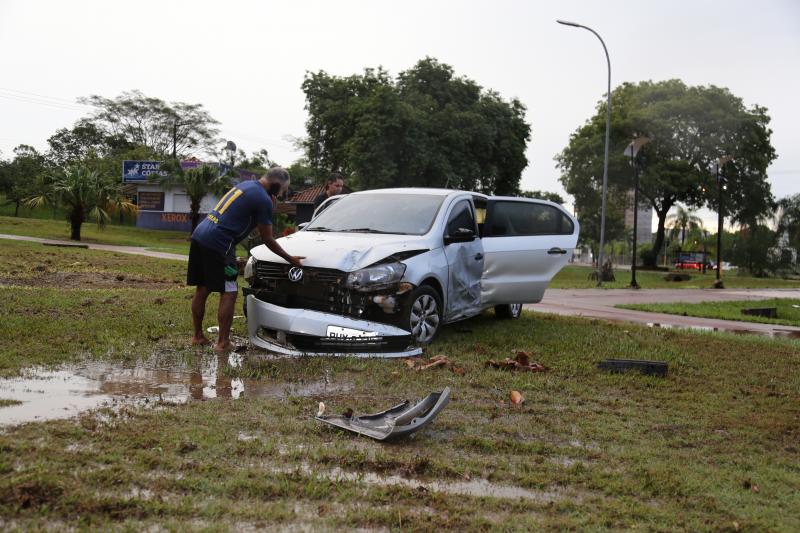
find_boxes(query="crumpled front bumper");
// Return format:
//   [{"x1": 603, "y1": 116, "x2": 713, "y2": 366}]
[{"x1": 245, "y1": 294, "x2": 422, "y2": 358}]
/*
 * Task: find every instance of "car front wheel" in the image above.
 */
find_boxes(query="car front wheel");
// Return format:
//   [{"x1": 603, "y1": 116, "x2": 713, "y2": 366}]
[
  {"x1": 495, "y1": 303, "x2": 523, "y2": 319},
  {"x1": 405, "y1": 285, "x2": 442, "y2": 345}
]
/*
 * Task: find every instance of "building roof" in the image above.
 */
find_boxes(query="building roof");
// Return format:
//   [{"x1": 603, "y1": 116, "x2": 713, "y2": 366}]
[{"x1": 289, "y1": 185, "x2": 325, "y2": 204}]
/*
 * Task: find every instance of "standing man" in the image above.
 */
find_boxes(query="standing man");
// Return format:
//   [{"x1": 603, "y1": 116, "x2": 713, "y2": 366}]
[
  {"x1": 188, "y1": 167, "x2": 303, "y2": 353},
  {"x1": 313, "y1": 172, "x2": 345, "y2": 211}
]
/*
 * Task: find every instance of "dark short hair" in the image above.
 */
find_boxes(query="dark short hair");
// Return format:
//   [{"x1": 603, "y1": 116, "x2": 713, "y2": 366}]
[
  {"x1": 328, "y1": 172, "x2": 344, "y2": 184},
  {"x1": 265, "y1": 166, "x2": 290, "y2": 183}
]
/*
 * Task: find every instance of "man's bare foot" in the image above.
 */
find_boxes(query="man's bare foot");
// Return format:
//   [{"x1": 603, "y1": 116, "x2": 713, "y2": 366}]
[
  {"x1": 213, "y1": 341, "x2": 234, "y2": 354},
  {"x1": 191, "y1": 336, "x2": 211, "y2": 346}
]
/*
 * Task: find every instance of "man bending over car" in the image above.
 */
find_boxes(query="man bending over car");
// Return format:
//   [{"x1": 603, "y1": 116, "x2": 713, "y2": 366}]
[{"x1": 187, "y1": 167, "x2": 304, "y2": 353}]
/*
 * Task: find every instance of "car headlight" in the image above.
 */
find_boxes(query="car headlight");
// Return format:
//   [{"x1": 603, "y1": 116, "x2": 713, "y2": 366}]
[
  {"x1": 244, "y1": 256, "x2": 256, "y2": 284},
  {"x1": 346, "y1": 262, "x2": 406, "y2": 291}
]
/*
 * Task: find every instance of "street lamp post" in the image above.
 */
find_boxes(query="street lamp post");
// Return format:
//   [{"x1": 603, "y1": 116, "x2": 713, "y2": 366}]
[
  {"x1": 224, "y1": 140, "x2": 237, "y2": 168},
  {"x1": 624, "y1": 137, "x2": 650, "y2": 288},
  {"x1": 713, "y1": 156, "x2": 733, "y2": 288},
  {"x1": 557, "y1": 19, "x2": 612, "y2": 285}
]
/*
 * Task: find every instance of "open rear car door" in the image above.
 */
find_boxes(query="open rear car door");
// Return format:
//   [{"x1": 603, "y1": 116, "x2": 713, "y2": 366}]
[{"x1": 481, "y1": 198, "x2": 579, "y2": 306}]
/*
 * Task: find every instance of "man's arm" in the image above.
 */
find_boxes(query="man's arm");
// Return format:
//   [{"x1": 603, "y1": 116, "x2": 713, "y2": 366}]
[{"x1": 257, "y1": 223, "x2": 304, "y2": 267}]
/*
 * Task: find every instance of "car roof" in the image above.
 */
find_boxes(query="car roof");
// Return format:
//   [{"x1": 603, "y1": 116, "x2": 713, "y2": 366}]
[{"x1": 349, "y1": 187, "x2": 487, "y2": 198}]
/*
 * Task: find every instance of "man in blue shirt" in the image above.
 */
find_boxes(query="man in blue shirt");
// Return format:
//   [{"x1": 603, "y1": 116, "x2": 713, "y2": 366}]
[{"x1": 188, "y1": 167, "x2": 303, "y2": 353}]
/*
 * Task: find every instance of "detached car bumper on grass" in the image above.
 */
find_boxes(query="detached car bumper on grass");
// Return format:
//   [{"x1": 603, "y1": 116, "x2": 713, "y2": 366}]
[{"x1": 244, "y1": 188, "x2": 579, "y2": 357}]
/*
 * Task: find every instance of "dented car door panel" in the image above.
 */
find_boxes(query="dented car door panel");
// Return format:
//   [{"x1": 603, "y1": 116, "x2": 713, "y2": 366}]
[{"x1": 441, "y1": 199, "x2": 484, "y2": 321}]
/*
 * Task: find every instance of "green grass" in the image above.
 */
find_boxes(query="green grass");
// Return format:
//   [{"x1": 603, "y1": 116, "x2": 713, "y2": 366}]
[
  {"x1": 620, "y1": 298, "x2": 800, "y2": 328},
  {"x1": 0, "y1": 215, "x2": 255, "y2": 256},
  {"x1": 1, "y1": 242, "x2": 799, "y2": 530},
  {"x1": 552, "y1": 264, "x2": 800, "y2": 289},
  {"x1": 0, "y1": 399, "x2": 21, "y2": 407}
]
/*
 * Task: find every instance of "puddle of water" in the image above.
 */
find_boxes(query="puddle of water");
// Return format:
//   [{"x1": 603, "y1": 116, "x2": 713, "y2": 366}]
[
  {"x1": 0, "y1": 354, "x2": 351, "y2": 427},
  {"x1": 271, "y1": 463, "x2": 569, "y2": 502},
  {"x1": 646, "y1": 322, "x2": 800, "y2": 339}
]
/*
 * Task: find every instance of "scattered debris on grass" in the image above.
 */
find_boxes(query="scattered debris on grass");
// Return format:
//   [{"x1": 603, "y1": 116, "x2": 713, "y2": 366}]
[
  {"x1": 597, "y1": 358, "x2": 668, "y2": 377},
  {"x1": 509, "y1": 390, "x2": 524, "y2": 405},
  {"x1": 403, "y1": 354, "x2": 465, "y2": 374},
  {"x1": 315, "y1": 387, "x2": 451, "y2": 441},
  {"x1": 485, "y1": 351, "x2": 548, "y2": 372}
]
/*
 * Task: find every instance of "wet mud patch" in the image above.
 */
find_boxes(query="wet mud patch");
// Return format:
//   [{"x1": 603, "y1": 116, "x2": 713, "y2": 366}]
[
  {"x1": 0, "y1": 270, "x2": 179, "y2": 290},
  {"x1": 0, "y1": 353, "x2": 353, "y2": 427}
]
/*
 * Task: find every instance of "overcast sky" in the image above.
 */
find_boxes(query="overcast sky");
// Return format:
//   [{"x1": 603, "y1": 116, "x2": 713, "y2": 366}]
[{"x1": 1, "y1": 0, "x2": 798, "y2": 228}]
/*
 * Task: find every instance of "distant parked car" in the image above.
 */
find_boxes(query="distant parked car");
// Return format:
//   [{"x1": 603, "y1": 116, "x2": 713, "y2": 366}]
[{"x1": 674, "y1": 252, "x2": 711, "y2": 271}]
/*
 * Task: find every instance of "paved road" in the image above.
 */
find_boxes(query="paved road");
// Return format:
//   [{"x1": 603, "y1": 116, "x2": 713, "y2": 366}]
[
  {"x1": 0, "y1": 233, "x2": 188, "y2": 261},
  {"x1": 529, "y1": 288, "x2": 800, "y2": 337}
]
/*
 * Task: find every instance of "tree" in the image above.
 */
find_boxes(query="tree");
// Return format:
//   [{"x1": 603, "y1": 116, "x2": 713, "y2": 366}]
[
  {"x1": 302, "y1": 58, "x2": 530, "y2": 194},
  {"x1": 46, "y1": 121, "x2": 133, "y2": 169},
  {"x1": 78, "y1": 90, "x2": 220, "y2": 158},
  {"x1": 0, "y1": 145, "x2": 48, "y2": 216},
  {"x1": 557, "y1": 79, "x2": 776, "y2": 267},
  {"x1": 776, "y1": 194, "x2": 800, "y2": 252},
  {"x1": 666, "y1": 205, "x2": 703, "y2": 247},
  {"x1": 26, "y1": 166, "x2": 136, "y2": 241},
  {"x1": 155, "y1": 163, "x2": 232, "y2": 232},
  {"x1": 518, "y1": 190, "x2": 565, "y2": 204}
]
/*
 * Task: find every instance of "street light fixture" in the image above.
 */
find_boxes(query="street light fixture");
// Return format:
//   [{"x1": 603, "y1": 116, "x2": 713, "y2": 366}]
[
  {"x1": 712, "y1": 155, "x2": 733, "y2": 288},
  {"x1": 224, "y1": 140, "x2": 237, "y2": 168},
  {"x1": 557, "y1": 19, "x2": 612, "y2": 285},
  {"x1": 624, "y1": 136, "x2": 650, "y2": 288}
]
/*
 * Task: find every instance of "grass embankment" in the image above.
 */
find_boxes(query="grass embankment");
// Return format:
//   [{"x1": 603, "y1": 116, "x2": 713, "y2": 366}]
[
  {"x1": 620, "y1": 298, "x2": 800, "y2": 328},
  {"x1": 0, "y1": 214, "x2": 192, "y2": 254},
  {"x1": 0, "y1": 240, "x2": 799, "y2": 530},
  {"x1": 551, "y1": 264, "x2": 800, "y2": 289}
]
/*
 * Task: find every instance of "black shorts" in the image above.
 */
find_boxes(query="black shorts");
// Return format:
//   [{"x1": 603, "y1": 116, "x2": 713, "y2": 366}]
[{"x1": 187, "y1": 240, "x2": 238, "y2": 293}]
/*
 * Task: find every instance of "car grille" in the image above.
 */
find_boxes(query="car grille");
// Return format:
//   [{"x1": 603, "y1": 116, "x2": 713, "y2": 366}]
[
  {"x1": 249, "y1": 261, "x2": 405, "y2": 324},
  {"x1": 255, "y1": 261, "x2": 345, "y2": 284},
  {"x1": 287, "y1": 333, "x2": 414, "y2": 353}
]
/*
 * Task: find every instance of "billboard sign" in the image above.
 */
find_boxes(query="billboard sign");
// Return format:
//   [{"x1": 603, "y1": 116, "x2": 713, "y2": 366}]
[
  {"x1": 123, "y1": 160, "x2": 169, "y2": 183},
  {"x1": 123, "y1": 160, "x2": 260, "y2": 183}
]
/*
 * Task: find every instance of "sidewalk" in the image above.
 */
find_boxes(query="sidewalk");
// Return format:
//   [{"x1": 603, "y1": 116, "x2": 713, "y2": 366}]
[
  {"x1": 0, "y1": 233, "x2": 188, "y2": 262},
  {"x1": 530, "y1": 288, "x2": 800, "y2": 338}
]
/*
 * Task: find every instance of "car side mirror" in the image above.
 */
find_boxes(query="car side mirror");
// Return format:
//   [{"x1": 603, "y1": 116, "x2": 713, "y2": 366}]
[{"x1": 444, "y1": 227, "x2": 476, "y2": 245}]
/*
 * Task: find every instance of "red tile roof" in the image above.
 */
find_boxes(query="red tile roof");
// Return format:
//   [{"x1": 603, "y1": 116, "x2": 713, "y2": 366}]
[{"x1": 289, "y1": 185, "x2": 325, "y2": 204}]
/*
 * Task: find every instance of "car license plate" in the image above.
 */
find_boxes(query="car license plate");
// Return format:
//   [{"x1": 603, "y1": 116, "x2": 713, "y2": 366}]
[{"x1": 326, "y1": 326, "x2": 378, "y2": 338}]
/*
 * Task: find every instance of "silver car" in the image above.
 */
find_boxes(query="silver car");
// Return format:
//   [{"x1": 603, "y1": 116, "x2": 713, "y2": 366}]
[{"x1": 243, "y1": 188, "x2": 579, "y2": 357}]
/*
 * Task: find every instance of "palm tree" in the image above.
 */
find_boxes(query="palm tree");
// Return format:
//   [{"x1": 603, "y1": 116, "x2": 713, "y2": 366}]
[
  {"x1": 26, "y1": 166, "x2": 137, "y2": 241},
  {"x1": 666, "y1": 205, "x2": 702, "y2": 248},
  {"x1": 156, "y1": 162, "x2": 232, "y2": 231},
  {"x1": 776, "y1": 194, "x2": 800, "y2": 250}
]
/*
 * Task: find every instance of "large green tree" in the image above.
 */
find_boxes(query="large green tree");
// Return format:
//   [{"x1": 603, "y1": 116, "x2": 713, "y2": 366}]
[
  {"x1": 78, "y1": 90, "x2": 220, "y2": 158},
  {"x1": 302, "y1": 58, "x2": 530, "y2": 194},
  {"x1": 557, "y1": 79, "x2": 776, "y2": 266},
  {"x1": 0, "y1": 145, "x2": 48, "y2": 216}
]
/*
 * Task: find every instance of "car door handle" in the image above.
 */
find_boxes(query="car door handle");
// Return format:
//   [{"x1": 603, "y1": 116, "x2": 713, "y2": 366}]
[
  {"x1": 474, "y1": 253, "x2": 483, "y2": 261},
  {"x1": 547, "y1": 247, "x2": 567, "y2": 255}
]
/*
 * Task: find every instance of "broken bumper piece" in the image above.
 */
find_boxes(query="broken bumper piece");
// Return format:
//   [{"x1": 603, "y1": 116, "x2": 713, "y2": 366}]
[
  {"x1": 246, "y1": 295, "x2": 422, "y2": 358},
  {"x1": 316, "y1": 387, "x2": 451, "y2": 441}
]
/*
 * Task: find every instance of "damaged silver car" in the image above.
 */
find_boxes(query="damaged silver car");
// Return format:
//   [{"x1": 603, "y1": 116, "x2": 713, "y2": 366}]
[{"x1": 243, "y1": 188, "x2": 579, "y2": 357}]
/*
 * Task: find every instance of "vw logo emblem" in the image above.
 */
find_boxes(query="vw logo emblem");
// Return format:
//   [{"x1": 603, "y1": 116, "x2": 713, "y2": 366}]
[{"x1": 288, "y1": 267, "x2": 304, "y2": 282}]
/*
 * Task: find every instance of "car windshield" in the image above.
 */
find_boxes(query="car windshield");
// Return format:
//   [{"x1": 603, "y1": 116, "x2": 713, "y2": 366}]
[{"x1": 306, "y1": 193, "x2": 445, "y2": 235}]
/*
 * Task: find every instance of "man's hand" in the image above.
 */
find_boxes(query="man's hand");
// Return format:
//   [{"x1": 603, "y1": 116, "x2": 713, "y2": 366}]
[{"x1": 289, "y1": 256, "x2": 305, "y2": 267}]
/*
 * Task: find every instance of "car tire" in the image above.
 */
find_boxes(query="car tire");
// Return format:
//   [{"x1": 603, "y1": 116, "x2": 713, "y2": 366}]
[
  {"x1": 494, "y1": 303, "x2": 523, "y2": 319},
  {"x1": 404, "y1": 285, "x2": 442, "y2": 345}
]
